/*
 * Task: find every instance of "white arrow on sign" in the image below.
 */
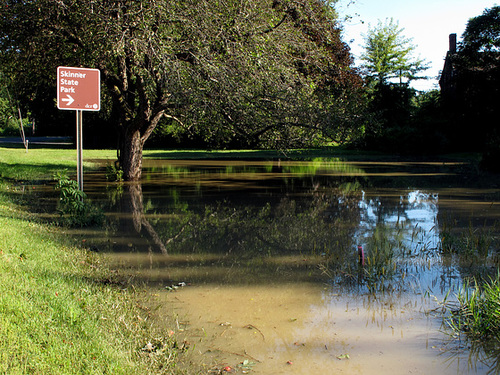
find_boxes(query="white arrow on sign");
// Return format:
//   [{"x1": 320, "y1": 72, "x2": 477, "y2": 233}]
[{"x1": 62, "y1": 95, "x2": 75, "y2": 106}]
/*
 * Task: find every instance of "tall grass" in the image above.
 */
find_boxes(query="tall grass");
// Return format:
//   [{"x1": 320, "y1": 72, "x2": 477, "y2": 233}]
[{"x1": 446, "y1": 276, "x2": 500, "y2": 342}]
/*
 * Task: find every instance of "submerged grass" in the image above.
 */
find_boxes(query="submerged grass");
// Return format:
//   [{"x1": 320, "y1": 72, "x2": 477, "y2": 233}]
[{"x1": 440, "y1": 220, "x2": 497, "y2": 259}]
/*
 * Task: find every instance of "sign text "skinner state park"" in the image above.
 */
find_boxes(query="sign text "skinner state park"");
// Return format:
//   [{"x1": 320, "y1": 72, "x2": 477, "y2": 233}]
[{"x1": 57, "y1": 66, "x2": 100, "y2": 111}]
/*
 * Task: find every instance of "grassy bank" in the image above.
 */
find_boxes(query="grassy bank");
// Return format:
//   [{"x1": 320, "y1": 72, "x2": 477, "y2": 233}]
[
  {"x1": 0, "y1": 146, "x2": 182, "y2": 374},
  {"x1": 0, "y1": 147, "x2": 116, "y2": 181}
]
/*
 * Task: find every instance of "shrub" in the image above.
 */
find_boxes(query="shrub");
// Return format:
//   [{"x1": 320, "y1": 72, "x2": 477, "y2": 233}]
[{"x1": 53, "y1": 170, "x2": 104, "y2": 227}]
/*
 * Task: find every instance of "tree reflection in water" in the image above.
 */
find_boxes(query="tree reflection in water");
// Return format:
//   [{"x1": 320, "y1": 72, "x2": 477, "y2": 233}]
[
  {"x1": 101, "y1": 160, "x2": 500, "y2": 292},
  {"x1": 113, "y1": 183, "x2": 167, "y2": 254},
  {"x1": 95, "y1": 159, "x2": 500, "y2": 372}
]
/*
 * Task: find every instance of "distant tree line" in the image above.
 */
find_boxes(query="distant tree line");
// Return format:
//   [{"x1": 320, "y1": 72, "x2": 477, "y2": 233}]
[{"x1": 442, "y1": 6, "x2": 500, "y2": 170}]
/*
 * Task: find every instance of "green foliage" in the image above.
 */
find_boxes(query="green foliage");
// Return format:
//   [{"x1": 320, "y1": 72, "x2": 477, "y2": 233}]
[
  {"x1": 0, "y1": 72, "x2": 30, "y2": 137},
  {"x1": 446, "y1": 276, "x2": 500, "y2": 343},
  {"x1": 53, "y1": 170, "x2": 104, "y2": 227},
  {"x1": 362, "y1": 86, "x2": 449, "y2": 154},
  {"x1": 0, "y1": 98, "x2": 19, "y2": 136},
  {"x1": 105, "y1": 163, "x2": 124, "y2": 182},
  {"x1": 360, "y1": 18, "x2": 429, "y2": 84},
  {"x1": 358, "y1": 19, "x2": 439, "y2": 154},
  {"x1": 460, "y1": 6, "x2": 500, "y2": 54},
  {"x1": 362, "y1": 82, "x2": 417, "y2": 153},
  {"x1": 1, "y1": 0, "x2": 365, "y2": 179}
]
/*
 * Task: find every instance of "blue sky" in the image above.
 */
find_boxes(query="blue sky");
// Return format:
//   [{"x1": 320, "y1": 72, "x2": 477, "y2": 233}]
[{"x1": 337, "y1": 0, "x2": 499, "y2": 91}]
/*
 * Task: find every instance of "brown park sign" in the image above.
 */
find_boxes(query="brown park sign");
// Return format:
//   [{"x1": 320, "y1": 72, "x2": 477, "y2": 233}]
[{"x1": 57, "y1": 66, "x2": 100, "y2": 111}]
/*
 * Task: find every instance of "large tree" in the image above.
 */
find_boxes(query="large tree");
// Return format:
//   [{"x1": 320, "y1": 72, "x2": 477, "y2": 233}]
[
  {"x1": 360, "y1": 18, "x2": 428, "y2": 84},
  {"x1": 461, "y1": 5, "x2": 500, "y2": 54},
  {"x1": 441, "y1": 6, "x2": 500, "y2": 157},
  {"x1": 358, "y1": 18, "x2": 430, "y2": 153},
  {"x1": 0, "y1": 0, "x2": 364, "y2": 180}
]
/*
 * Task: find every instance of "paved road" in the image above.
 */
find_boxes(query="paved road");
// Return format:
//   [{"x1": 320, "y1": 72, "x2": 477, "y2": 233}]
[{"x1": 0, "y1": 136, "x2": 72, "y2": 145}]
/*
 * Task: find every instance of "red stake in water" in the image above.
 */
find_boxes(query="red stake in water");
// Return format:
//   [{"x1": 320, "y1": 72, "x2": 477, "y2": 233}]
[{"x1": 358, "y1": 245, "x2": 365, "y2": 266}]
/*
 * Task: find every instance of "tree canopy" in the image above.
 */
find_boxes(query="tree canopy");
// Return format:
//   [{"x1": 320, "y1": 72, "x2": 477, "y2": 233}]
[
  {"x1": 360, "y1": 18, "x2": 428, "y2": 84},
  {"x1": 442, "y1": 5, "x2": 500, "y2": 153},
  {"x1": 0, "y1": 0, "x2": 366, "y2": 180},
  {"x1": 461, "y1": 5, "x2": 500, "y2": 54}
]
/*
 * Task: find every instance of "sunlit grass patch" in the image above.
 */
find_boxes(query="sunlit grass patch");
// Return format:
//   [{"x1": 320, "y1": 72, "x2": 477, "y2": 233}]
[
  {"x1": 0, "y1": 192, "x2": 180, "y2": 374},
  {"x1": 0, "y1": 147, "x2": 115, "y2": 181}
]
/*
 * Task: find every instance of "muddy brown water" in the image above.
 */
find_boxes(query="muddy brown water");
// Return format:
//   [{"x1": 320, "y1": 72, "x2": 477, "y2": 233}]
[{"x1": 46, "y1": 158, "x2": 500, "y2": 373}]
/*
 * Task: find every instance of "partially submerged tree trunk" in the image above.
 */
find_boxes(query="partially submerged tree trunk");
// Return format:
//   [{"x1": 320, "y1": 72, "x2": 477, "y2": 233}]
[
  {"x1": 116, "y1": 108, "x2": 166, "y2": 180},
  {"x1": 120, "y1": 129, "x2": 144, "y2": 182},
  {"x1": 102, "y1": 61, "x2": 170, "y2": 181}
]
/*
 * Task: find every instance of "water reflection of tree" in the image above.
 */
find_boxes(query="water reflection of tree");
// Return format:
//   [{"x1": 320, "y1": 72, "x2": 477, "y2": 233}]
[
  {"x1": 161, "y1": 186, "x2": 363, "y2": 258},
  {"x1": 105, "y1": 179, "x2": 366, "y2": 282},
  {"x1": 112, "y1": 183, "x2": 167, "y2": 254},
  {"x1": 104, "y1": 177, "x2": 499, "y2": 292}
]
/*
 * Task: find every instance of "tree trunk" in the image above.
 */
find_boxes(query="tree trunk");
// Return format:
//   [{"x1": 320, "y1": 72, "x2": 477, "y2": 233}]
[{"x1": 120, "y1": 128, "x2": 144, "y2": 181}]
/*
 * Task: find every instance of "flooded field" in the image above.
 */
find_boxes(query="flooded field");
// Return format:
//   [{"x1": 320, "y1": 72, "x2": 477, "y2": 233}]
[{"x1": 50, "y1": 158, "x2": 500, "y2": 373}]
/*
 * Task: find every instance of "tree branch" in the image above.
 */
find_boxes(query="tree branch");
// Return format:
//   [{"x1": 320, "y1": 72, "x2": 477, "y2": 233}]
[{"x1": 262, "y1": 13, "x2": 288, "y2": 34}]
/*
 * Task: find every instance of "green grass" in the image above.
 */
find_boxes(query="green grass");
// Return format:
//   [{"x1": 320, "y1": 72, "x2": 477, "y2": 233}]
[
  {"x1": 0, "y1": 144, "x2": 385, "y2": 184},
  {"x1": 446, "y1": 276, "x2": 500, "y2": 342},
  {"x1": 0, "y1": 147, "x2": 185, "y2": 374},
  {"x1": 0, "y1": 195, "x2": 181, "y2": 374},
  {"x1": 142, "y1": 146, "x2": 380, "y2": 160},
  {"x1": 0, "y1": 147, "x2": 116, "y2": 181},
  {"x1": 0, "y1": 145, "x2": 368, "y2": 181}
]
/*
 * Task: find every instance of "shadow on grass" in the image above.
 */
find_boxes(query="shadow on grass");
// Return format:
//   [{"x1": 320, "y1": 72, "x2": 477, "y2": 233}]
[{"x1": 0, "y1": 163, "x2": 77, "y2": 182}]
